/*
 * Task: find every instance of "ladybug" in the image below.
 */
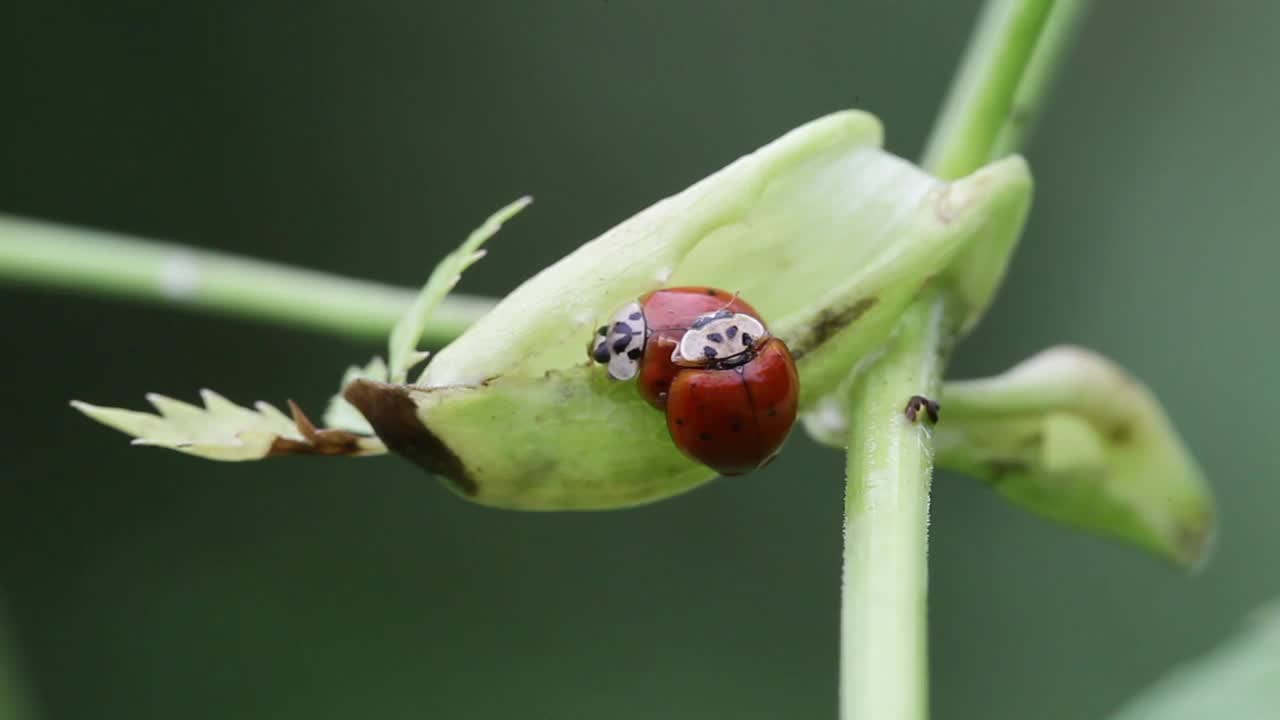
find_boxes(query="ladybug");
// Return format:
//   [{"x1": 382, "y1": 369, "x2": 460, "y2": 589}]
[{"x1": 590, "y1": 287, "x2": 799, "y2": 476}]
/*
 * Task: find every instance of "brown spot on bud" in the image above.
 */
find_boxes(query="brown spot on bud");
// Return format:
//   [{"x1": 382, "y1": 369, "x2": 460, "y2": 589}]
[{"x1": 343, "y1": 380, "x2": 477, "y2": 496}]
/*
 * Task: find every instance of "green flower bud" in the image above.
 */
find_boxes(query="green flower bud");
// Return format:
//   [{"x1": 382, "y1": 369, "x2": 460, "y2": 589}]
[
  {"x1": 73, "y1": 111, "x2": 1034, "y2": 512},
  {"x1": 938, "y1": 347, "x2": 1213, "y2": 567},
  {"x1": 346, "y1": 111, "x2": 1032, "y2": 509},
  {"x1": 806, "y1": 345, "x2": 1214, "y2": 567}
]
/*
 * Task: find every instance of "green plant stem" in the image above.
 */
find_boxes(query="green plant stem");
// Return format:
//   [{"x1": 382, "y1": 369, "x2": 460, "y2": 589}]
[
  {"x1": 0, "y1": 213, "x2": 495, "y2": 343},
  {"x1": 990, "y1": 0, "x2": 1093, "y2": 158},
  {"x1": 920, "y1": 0, "x2": 1056, "y2": 181},
  {"x1": 841, "y1": 292, "x2": 950, "y2": 720},
  {"x1": 840, "y1": 1, "x2": 1088, "y2": 718}
]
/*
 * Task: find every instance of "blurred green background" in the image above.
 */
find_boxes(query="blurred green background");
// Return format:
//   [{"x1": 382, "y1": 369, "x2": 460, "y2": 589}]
[{"x1": 2, "y1": 2, "x2": 1277, "y2": 718}]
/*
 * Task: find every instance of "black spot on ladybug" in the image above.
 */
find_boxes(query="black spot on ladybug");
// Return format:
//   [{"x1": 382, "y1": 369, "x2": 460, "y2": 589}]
[
  {"x1": 767, "y1": 407, "x2": 777, "y2": 417},
  {"x1": 626, "y1": 348, "x2": 642, "y2": 360},
  {"x1": 675, "y1": 417, "x2": 685, "y2": 426},
  {"x1": 741, "y1": 333, "x2": 754, "y2": 346},
  {"x1": 702, "y1": 346, "x2": 718, "y2": 359},
  {"x1": 706, "y1": 332, "x2": 724, "y2": 343},
  {"x1": 613, "y1": 322, "x2": 633, "y2": 334},
  {"x1": 698, "y1": 432, "x2": 712, "y2": 441},
  {"x1": 612, "y1": 336, "x2": 631, "y2": 353},
  {"x1": 726, "y1": 325, "x2": 738, "y2": 339},
  {"x1": 629, "y1": 312, "x2": 642, "y2": 321},
  {"x1": 597, "y1": 325, "x2": 608, "y2": 336},
  {"x1": 592, "y1": 342, "x2": 611, "y2": 363}
]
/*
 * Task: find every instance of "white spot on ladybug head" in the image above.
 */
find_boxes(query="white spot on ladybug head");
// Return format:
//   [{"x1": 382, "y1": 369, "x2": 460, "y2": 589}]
[
  {"x1": 590, "y1": 302, "x2": 646, "y2": 381},
  {"x1": 674, "y1": 312, "x2": 766, "y2": 366}
]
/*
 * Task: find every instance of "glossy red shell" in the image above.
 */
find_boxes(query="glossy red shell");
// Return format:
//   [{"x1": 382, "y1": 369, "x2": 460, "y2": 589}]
[
  {"x1": 588, "y1": 286, "x2": 800, "y2": 475},
  {"x1": 664, "y1": 338, "x2": 799, "y2": 475},
  {"x1": 635, "y1": 287, "x2": 760, "y2": 409}
]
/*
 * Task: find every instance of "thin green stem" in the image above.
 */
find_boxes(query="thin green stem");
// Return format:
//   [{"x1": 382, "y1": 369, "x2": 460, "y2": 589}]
[
  {"x1": 0, "y1": 5, "x2": 1087, "y2": 350},
  {"x1": 841, "y1": 293, "x2": 950, "y2": 720},
  {"x1": 0, "y1": 214, "x2": 495, "y2": 344},
  {"x1": 990, "y1": 0, "x2": 1093, "y2": 159},
  {"x1": 840, "y1": 1, "x2": 1088, "y2": 718},
  {"x1": 920, "y1": 0, "x2": 1056, "y2": 180}
]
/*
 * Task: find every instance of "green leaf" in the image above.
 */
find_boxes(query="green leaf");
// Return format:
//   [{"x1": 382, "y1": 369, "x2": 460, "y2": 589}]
[
  {"x1": 1109, "y1": 601, "x2": 1280, "y2": 719},
  {"x1": 386, "y1": 196, "x2": 530, "y2": 383},
  {"x1": 934, "y1": 346, "x2": 1214, "y2": 567},
  {"x1": 72, "y1": 390, "x2": 385, "y2": 460},
  {"x1": 323, "y1": 199, "x2": 530, "y2": 432}
]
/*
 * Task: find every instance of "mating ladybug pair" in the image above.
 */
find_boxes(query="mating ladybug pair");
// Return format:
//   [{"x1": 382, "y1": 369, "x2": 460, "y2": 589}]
[{"x1": 589, "y1": 287, "x2": 800, "y2": 475}]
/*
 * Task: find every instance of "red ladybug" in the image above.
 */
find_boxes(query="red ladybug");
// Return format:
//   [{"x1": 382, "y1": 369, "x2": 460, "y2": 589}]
[{"x1": 590, "y1": 286, "x2": 799, "y2": 475}]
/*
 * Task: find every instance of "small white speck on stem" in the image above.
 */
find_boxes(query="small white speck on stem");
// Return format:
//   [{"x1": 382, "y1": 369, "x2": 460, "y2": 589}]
[{"x1": 159, "y1": 252, "x2": 200, "y2": 299}]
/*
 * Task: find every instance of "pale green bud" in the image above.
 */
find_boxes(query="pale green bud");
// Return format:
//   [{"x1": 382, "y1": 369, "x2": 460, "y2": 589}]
[
  {"x1": 807, "y1": 345, "x2": 1214, "y2": 567},
  {"x1": 345, "y1": 111, "x2": 1033, "y2": 509},
  {"x1": 938, "y1": 347, "x2": 1211, "y2": 567},
  {"x1": 73, "y1": 111, "x2": 1034, "y2": 511}
]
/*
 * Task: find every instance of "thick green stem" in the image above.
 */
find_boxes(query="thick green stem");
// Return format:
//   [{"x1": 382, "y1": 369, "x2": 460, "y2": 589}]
[
  {"x1": 0, "y1": 214, "x2": 495, "y2": 343},
  {"x1": 841, "y1": 1, "x2": 1088, "y2": 718},
  {"x1": 841, "y1": 293, "x2": 950, "y2": 720}
]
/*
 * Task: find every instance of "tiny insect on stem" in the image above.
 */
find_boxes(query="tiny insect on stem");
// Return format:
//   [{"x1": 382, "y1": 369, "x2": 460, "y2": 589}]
[{"x1": 903, "y1": 395, "x2": 941, "y2": 424}]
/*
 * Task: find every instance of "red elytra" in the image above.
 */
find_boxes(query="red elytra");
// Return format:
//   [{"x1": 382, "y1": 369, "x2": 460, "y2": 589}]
[
  {"x1": 665, "y1": 337, "x2": 799, "y2": 475},
  {"x1": 635, "y1": 287, "x2": 761, "y2": 408},
  {"x1": 589, "y1": 286, "x2": 800, "y2": 476}
]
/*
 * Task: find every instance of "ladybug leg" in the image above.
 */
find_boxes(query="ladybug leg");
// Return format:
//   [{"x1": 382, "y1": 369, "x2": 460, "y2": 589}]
[{"x1": 904, "y1": 395, "x2": 940, "y2": 424}]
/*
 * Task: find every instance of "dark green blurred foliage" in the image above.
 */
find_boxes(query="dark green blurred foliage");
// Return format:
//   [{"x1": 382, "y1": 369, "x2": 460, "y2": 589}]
[{"x1": 2, "y1": 2, "x2": 1277, "y2": 719}]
